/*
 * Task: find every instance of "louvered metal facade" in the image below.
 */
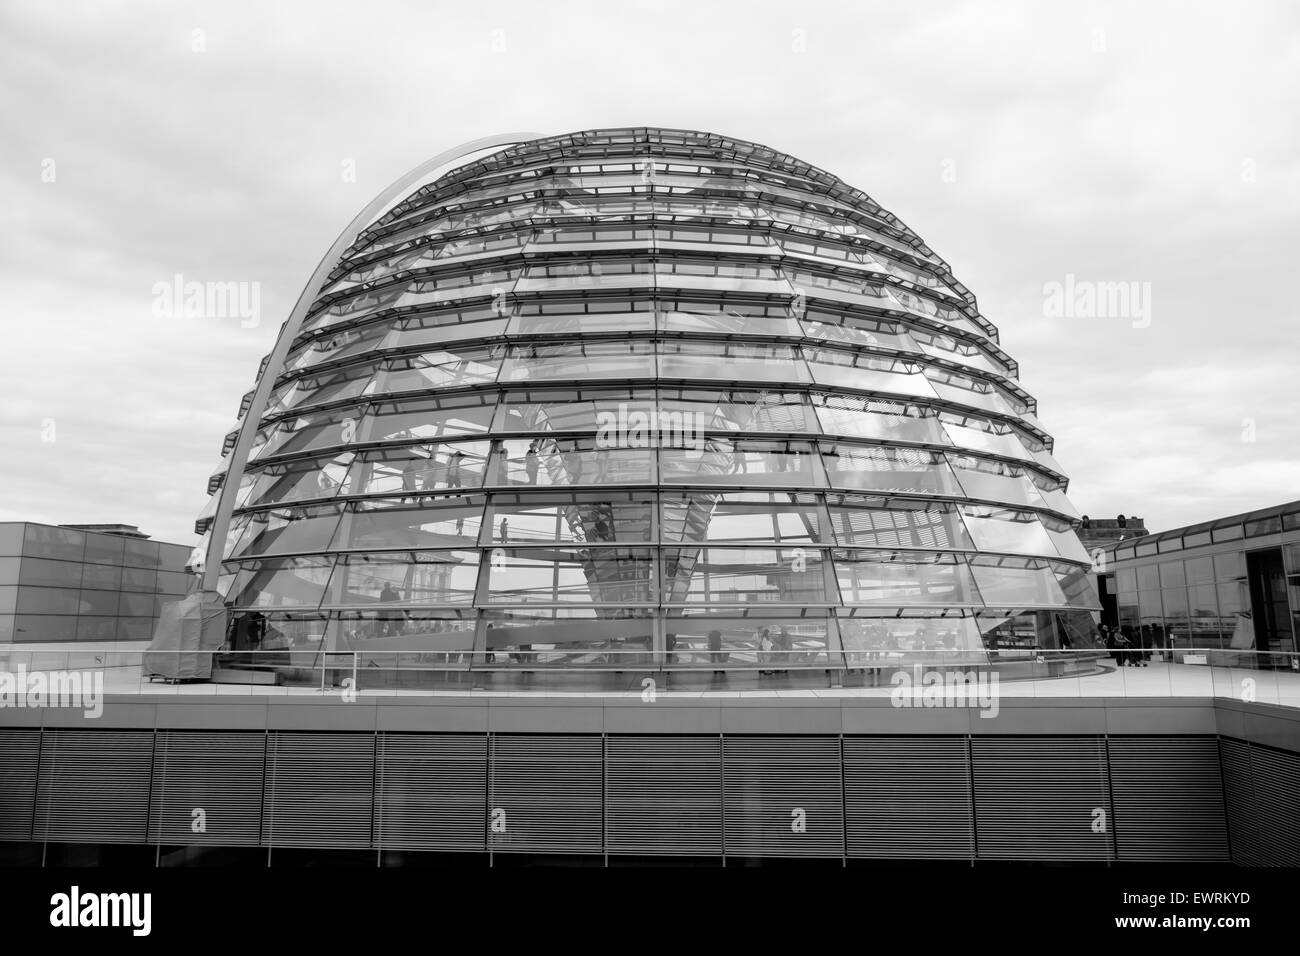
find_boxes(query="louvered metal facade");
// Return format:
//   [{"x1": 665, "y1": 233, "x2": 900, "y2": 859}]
[
  {"x1": 971, "y1": 736, "x2": 1114, "y2": 861},
  {"x1": 1106, "y1": 736, "x2": 1229, "y2": 861},
  {"x1": 1220, "y1": 736, "x2": 1300, "y2": 866},
  {"x1": 2, "y1": 726, "x2": 1297, "y2": 864}
]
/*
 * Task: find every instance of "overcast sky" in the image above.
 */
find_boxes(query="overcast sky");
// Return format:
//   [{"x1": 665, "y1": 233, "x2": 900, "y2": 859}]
[{"x1": 2, "y1": 0, "x2": 1297, "y2": 547}]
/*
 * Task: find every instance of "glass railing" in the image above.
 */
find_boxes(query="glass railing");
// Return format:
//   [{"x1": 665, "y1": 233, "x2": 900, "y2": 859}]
[{"x1": 0, "y1": 646, "x2": 1296, "y2": 705}]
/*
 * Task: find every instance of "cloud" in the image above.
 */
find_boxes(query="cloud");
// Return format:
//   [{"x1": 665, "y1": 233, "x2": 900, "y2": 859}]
[{"x1": 1, "y1": 0, "x2": 1297, "y2": 544}]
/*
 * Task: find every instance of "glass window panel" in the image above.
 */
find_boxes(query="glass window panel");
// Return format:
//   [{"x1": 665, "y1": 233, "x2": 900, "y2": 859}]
[
  {"x1": 1054, "y1": 563, "x2": 1100, "y2": 608},
  {"x1": 1244, "y1": 514, "x2": 1282, "y2": 537},
  {"x1": 786, "y1": 267, "x2": 892, "y2": 308},
  {"x1": 659, "y1": 304, "x2": 802, "y2": 337},
  {"x1": 832, "y1": 550, "x2": 981, "y2": 606},
  {"x1": 0, "y1": 584, "x2": 15, "y2": 616},
  {"x1": 267, "y1": 363, "x2": 378, "y2": 414},
  {"x1": 338, "y1": 609, "x2": 476, "y2": 651},
  {"x1": 377, "y1": 346, "x2": 501, "y2": 393},
  {"x1": 1187, "y1": 585, "x2": 1219, "y2": 640},
  {"x1": 1211, "y1": 523, "x2": 1243, "y2": 543},
  {"x1": 244, "y1": 452, "x2": 356, "y2": 507},
  {"x1": 83, "y1": 533, "x2": 125, "y2": 566},
  {"x1": 492, "y1": 437, "x2": 655, "y2": 487},
  {"x1": 386, "y1": 309, "x2": 509, "y2": 349},
  {"x1": 157, "y1": 570, "x2": 192, "y2": 594},
  {"x1": 940, "y1": 418, "x2": 1034, "y2": 462},
  {"x1": 1185, "y1": 556, "x2": 1215, "y2": 586},
  {"x1": 662, "y1": 547, "x2": 828, "y2": 605},
  {"x1": 323, "y1": 551, "x2": 480, "y2": 607},
  {"x1": 228, "y1": 504, "x2": 345, "y2": 559},
  {"x1": 0, "y1": 524, "x2": 24, "y2": 556},
  {"x1": 364, "y1": 393, "x2": 496, "y2": 442},
  {"x1": 661, "y1": 438, "x2": 823, "y2": 487},
  {"x1": 76, "y1": 617, "x2": 118, "y2": 642},
  {"x1": 121, "y1": 566, "x2": 157, "y2": 592},
  {"x1": 658, "y1": 341, "x2": 810, "y2": 384},
  {"x1": 507, "y1": 309, "x2": 655, "y2": 336},
  {"x1": 947, "y1": 454, "x2": 1046, "y2": 508},
  {"x1": 483, "y1": 607, "x2": 656, "y2": 665},
  {"x1": 911, "y1": 329, "x2": 1012, "y2": 377},
  {"x1": 17, "y1": 557, "x2": 86, "y2": 589},
  {"x1": 250, "y1": 407, "x2": 363, "y2": 462},
  {"x1": 122, "y1": 538, "x2": 162, "y2": 569},
  {"x1": 496, "y1": 387, "x2": 654, "y2": 434},
  {"x1": 500, "y1": 341, "x2": 656, "y2": 382},
  {"x1": 285, "y1": 323, "x2": 388, "y2": 375},
  {"x1": 822, "y1": 444, "x2": 963, "y2": 496},
  {"x1": 12, "y1": 614, "x2": 78, "y2": 642},
  {"x1": 1037, "y1": 485, "x2": 1081, "y2": 521},
  {"x1": 960, "y1": 505, "x2": 1058, "y2": 556},
  {"x1": 15, "y1": 586, "x2": 82, "y2": 615},
  {"x1": 666, "y1": 609, "x2": 837, "y2": 665},
  {"x1": 1117, "y1": 568, "x2": 1137, "y2": 592},
  {"x1": 117, "y1": 591, "x2": 157, "y2": 617},
  {"x1": 927, "y1": 370, "x2": 1024, "y2": 416},
  {"x1": 826, "y1": 495, "x2": 973, "y2": 550},
  {"x1": 345, "y1": 442, "x2": 489, "y2": 496},
  {"x1": 81, "y1": 562, "x2": 124, "y2": 591},
  {"x1": 977, "y1": 609, "x2": 1080, "y2": 653},
  {"x1": 799, "y1": 310, "x2": 917, "y2": 351},
  {"x1": 813, "y1": 395, "x2": 949, "y2": 444},
  {"x1": 967, "y1": 556, "x2": 1068, "y2": 607},
  {"x1": 1135, "y1": 564, "x2": 1160, "y2": 592},
  {"x1": 488, "y1": 492, "x2": 653, "y2": 543},
  {"x1": 228, "y1": 555, "x2": 336, "y2": 609},
  {"x1": 23, "y1": 524, "x2": 85, "y2": 562},
  {"x1": 1161, "y1": 587, "x2": 1189, "y2": 630},
  {"x1": 661, "y1": 492, "x2": 822, "y2": 543},
  {"x1": 1042, "y1": 516, "x2": 1092, "y2": 564},
  {"x1": 332, "y1": 496, "x2": 485, "y2": 550},
  {"x1": 1183, "y1": 530, "x2": 1213, "y2": 548},
  {"x1": 659, "y1": 390, "x2": 820, "y2": 434},
  {"x1": 838, "y1": 612, "x2": 986, "y2": 664},
  {"x1": 486, "y1": 547, "x2": 655, "y2": 605},
  {"x1": 1158, "y1": 560, "x2": 1186, "y2": 588},
  {"x1": 1214, "y1": 551, "x2": 1246, "y2": 582},
  {"x1": 804, "y1": 348, "x2": 938, "y2": 398}
]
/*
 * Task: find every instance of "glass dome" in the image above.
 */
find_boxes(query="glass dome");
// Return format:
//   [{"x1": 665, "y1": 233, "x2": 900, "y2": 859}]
[{"x1": 198, "y1": 127, "x2": 1101, "y2": 681}]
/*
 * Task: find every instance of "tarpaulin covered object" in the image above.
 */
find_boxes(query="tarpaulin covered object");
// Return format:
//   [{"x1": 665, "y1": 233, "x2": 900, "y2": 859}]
[{"x1": 143, "y1": 590, "x2": 228, "y2": 680}]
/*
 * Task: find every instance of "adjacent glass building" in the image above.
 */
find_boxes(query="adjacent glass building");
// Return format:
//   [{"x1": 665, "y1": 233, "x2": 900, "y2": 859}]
[
  {"x1": 1099, "y1": 499, "x2": 1300, "y2": 663},
  {"x1": 196, "y1": 127, "x2": 1101, "y2": 673},
  {"x1": 0, "y1": 522, "x2": 191, "y2": 643}
]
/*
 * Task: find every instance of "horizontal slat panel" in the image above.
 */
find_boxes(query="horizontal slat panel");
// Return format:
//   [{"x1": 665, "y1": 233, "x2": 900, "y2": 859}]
[
  {"x1": 35, "y1": 729, "x2": 153, "y2": 844},
  {"x1": 149, "y1": 731, "x2": 266, "y2": 846},
  {"x1": 723, "y1": 736, "x2": 843, "y2": 858},
  {"x1": 0, "y1": 729, "x2": 41, "y2": 842},
  {"x1": 971, "y1": 736, "x2": 1113, "y2": 861},
  {"x1": 1107, "y1": 736, "x2": 1229, "y2": 861},
  {"x1": 1218, "y1": 737, "x2": 1258, "y2": 864},
  {"x1": 606, "y1": 736, "x2": 722, "y2": 856},
  {"x1": 845, "y1": 736, "x2": 972, "y2": 859},
  {"x1": 376, "y1": 733, "x2": 487, "y2": 851},
  {"x1": 263, "y1": 732, "x2": 374, "y2": 848},
  {"x1": 1240, "y1": 741, "x2": 1300, "y2": 866},
  {"x1": 490, "y1": 735, "x2": 602, "y2": 854}
]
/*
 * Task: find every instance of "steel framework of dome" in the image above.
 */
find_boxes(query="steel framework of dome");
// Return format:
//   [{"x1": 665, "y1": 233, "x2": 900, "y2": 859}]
[{"x1": 196, "y1": 127, "x2": 1102, "y2": 677}]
